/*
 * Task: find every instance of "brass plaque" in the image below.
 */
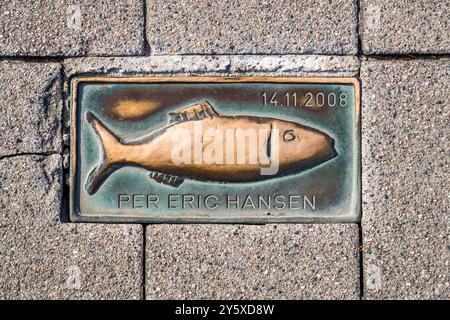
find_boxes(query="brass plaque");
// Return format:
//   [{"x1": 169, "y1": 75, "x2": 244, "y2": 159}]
[{"x1": 70, "y1": 77, "x2": 360, "y2": 223}]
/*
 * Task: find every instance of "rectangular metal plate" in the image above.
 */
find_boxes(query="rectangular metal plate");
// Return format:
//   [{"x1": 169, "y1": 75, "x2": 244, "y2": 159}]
[{"x1": 70, "y1": 77, "x2": 360, "y2": 223}]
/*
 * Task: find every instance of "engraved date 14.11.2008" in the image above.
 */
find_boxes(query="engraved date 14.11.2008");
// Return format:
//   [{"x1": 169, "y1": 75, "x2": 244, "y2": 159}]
[{"x1": 262, "y1": 91, "x2": 349, "y2": 108}]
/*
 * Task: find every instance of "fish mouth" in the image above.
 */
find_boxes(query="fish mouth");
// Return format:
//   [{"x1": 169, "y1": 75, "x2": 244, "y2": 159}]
[
  {"x1": 300, "y1": 134, "x2": 338, "y2": 173},
  {"x1": 327, "y1": 135, "x2": 338, "y2": 159},
  {"x1": 319, "y1": 134, "x2": 338, "y2": 164}
]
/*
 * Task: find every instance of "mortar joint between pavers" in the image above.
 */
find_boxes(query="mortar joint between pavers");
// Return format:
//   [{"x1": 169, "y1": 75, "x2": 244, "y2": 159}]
[
  {"x1": 0, "y1": 151, "x2": 61, "y2": 161},
  {"x1": 142, "y1": 0, "x2": 151, "y2": 56}
]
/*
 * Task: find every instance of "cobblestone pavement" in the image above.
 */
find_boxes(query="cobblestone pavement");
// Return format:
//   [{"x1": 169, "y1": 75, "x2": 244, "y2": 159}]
[{"x1": 0, "y1": 1, "x2": 448, "y2": 299}]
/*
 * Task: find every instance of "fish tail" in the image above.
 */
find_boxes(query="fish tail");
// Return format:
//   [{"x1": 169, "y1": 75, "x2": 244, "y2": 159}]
[{"x1": 85, "y1": 112, "x2": 124, "y2": 195}]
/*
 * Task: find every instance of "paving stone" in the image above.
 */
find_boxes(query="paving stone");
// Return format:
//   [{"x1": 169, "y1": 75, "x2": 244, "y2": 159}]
[
  {"x1": 0, "y1": 61, "x2": 62, "y2": 156},
  {"x1": 64, "y1": 55, "x2": 359, "y2": 78},
  {"x1": 147, "y1": 0, "x2": 358, "y2": 54},
  {"x1": 230, "y1": 55, "x2": 360, "y2": 76},
  {"x1": 0, "y1": 1, "x2": 144, "y2": 56},
  {"x1": 361, "y1": 59, "x2": 449, "y2": 299},
  {"x1": 63, "y1": 56, "x2": 231, "y2": 78},
  {"x1": 0, "y1": 155, "x2": 143, "y2": 299},
  {"x1": 361, "y1": 0, "x2": 450, "y2": 54},
  {"x1": 146, "y1": 224, "x2": 360, "y2": 299}
]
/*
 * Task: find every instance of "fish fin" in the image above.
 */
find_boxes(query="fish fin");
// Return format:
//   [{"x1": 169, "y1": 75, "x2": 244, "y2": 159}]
[
  {"x1": 149, "y1": 172, "x2": 184, "y2": 188},
  {"x1": 85, "y1": 112, "x2": 125, "y2": 195},
  {"x1": 169, "y1": 100, "x2": 218, "y2": 123}
]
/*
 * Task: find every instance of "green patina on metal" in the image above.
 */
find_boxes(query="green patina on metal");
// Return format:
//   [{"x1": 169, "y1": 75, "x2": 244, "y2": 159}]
[{"x1": 70, "y1": 77, "x2": 360, "y2": 223}]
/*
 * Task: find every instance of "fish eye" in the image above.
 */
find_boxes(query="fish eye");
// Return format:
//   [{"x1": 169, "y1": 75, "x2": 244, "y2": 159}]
[{"x1": 283, "y1": 130, "x2": 298, "y2": 142}]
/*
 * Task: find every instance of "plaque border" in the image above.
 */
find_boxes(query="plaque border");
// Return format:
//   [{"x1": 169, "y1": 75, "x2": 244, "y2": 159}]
[{"x1": 70, "y1": 77, "x2": 360, "y2": 224}]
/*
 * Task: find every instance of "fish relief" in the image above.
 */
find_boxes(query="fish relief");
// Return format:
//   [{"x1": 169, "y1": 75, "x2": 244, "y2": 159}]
[{"x1": 85, "y1": 100, "x2": 337, "y2": 194}]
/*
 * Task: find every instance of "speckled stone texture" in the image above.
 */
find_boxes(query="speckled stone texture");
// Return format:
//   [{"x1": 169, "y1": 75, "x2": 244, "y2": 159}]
[
  {"x1": 361, "y1": 59, "x2": 449, "y2": 299},
  {"x1": 0, "y1": 1, "x2": 144, "y2": 56},
  {"x1": 0, "y1": 61, "x2": 62, "y2": 156},
  {"x1": 230, "y1": 55, "x2": 359, "y2": 76},
  {"x1": 0, "y1": 155, "x2": 143, "y2": 299},
  {"x1": 63, "y1": 55, "x2": 359, "y2": 77},
  {"x1": 146, "y1": 224, "x2": 360, "y2": 299},
  {"x1": 147, "y1": 0, "x2": 358, "y2": 54},
  {"x1": 63, "y1": 56, "x2": 231, "y2": 78},
  {"x1": 361, "y1": 0, "x2": 450, "y2": 54}
]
